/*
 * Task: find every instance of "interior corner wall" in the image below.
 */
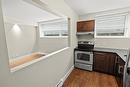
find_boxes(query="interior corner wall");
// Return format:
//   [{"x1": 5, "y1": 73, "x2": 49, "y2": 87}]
[
  {"x1": 79, "y1": 7, "x2": 130, "y2": 49},
  {"x1": 0, "y1": 0, "x2": 78, "y2": 87},
  {"x1": 4, "y1": 22, "x2": 37, "y2": 59}
]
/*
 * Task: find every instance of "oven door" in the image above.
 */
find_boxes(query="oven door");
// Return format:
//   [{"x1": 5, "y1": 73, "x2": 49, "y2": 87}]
[{"x1": 75, "y1": 51, "x2": 93, "y2": 64}]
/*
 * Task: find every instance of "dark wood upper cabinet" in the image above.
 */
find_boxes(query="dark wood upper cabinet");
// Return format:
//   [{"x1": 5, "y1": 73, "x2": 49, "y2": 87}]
[
  {"x1": 93, "y1": 51, "x2": 116, "y2": 75},
  {"x1": 77, "y1": 20, "x2": 95, "y2": 32}
]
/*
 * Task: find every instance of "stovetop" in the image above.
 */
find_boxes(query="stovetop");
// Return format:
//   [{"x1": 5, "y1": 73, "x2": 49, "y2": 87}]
[
  {"x1": 78, "y1": 41, "x2": 94, "y2": 45},
  {"x1": 75, "y1": 41, "x2": 94, "y2": 52}
]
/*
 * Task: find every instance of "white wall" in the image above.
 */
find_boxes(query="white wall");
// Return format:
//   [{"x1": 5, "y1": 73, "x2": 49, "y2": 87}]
[
  {"x1": 79, "y1": 7, "x2": 130, "y2": 21},
  {"x1": 38, "y1": 37, "x2": 68, "y2": 53},
  {"x1": 0, "y1": 0, "x2": 78, "y2": 87},
  {"x1": 79, "y1": 7, "x2": 130, "y2": 49},
  {"x1": 4, "y1": 22, "x2": 37, "y2": 59},
  {"x1": 37, "y1": 21, "x2": 69, "y2": 53}
]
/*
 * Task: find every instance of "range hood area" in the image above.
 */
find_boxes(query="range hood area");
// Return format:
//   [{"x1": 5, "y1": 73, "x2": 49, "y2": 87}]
[{"x1": 76, "y1": 32, "x2": 94, "y2": 35}]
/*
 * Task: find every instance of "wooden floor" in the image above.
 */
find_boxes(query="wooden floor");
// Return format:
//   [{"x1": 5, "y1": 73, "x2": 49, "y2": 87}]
[{"x1": 62, "y1": 68, "x2": 118, "y2": 87}]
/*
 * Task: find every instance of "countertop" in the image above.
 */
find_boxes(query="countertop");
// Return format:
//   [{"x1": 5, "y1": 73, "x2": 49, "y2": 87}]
[{"x1": 94, "y1": 47, "x2": 130, "y2": 66}]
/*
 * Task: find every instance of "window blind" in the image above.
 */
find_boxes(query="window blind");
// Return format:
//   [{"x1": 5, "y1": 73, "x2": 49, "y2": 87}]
[
  {"x1": 39, "y1": 19, "x2": 68, "y2": 37},
  {"x1": 95, "y1": 13, "x2": 128, "y2": 36}
]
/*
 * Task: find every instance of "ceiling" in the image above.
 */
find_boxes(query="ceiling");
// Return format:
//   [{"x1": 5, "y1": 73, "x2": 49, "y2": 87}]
[
  {"x1": 65, "y1": 0, "x2": 130, "y2": 15},
  {"x1": 1, "y1": 0, "x2": 59, "y2": 25}
]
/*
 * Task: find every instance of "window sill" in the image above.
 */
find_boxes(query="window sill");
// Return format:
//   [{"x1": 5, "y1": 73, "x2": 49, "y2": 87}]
[
  {"x1": 95, "y1": 36, "x2": 130, "y2": 38},
  {"x1": 40, "y1": 36, "x2": 68, "y2": 38},
  {"x1": 10, "y1": 47, "x2": 69, "y2": 73}
]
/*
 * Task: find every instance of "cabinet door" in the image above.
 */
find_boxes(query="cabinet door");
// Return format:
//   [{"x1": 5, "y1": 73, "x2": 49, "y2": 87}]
[
  {"x1": 84, "y1": 20, "x2": 95, "y2": 32},
  {"x1": 93, "y1": 52, "x2": 109, "y2": 73},
  {"x1": 77, "y1": 20, "x2": 95, "y2": 32},
  {"x1": 77, "y1": 22, "x2": 85, "y2": 32},
  {"x1": 93, "y1": 52, "x2": 116, "y2": 74},
  {"x1": 107, "y1": 53, "x2": 116, "y2": 74},
  {"x1": 115, "y1": 56, "x2": 125, "y2": 87}
]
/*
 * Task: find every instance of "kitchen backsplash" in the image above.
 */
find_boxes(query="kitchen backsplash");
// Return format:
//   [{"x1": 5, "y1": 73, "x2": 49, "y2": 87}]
[
  {"x1": 77, "y1": 35, "x2": 130, "y2": 49},
  {"x1": 77, "y1": 35, "x2": 94, "y2": 42}
]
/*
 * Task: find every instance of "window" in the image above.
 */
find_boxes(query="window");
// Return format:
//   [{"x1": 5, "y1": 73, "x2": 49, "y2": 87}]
[
  {"x1": 95, "y1": 13, "x2": 129, "y2": 38},
  {"x1": 39, "y1": 18, "x2": 68, "y2": 37}
]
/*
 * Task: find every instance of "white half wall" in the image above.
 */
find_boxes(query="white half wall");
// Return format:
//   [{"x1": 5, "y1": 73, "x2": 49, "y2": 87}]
[{"x1": 0, "y1": 0, "x2": 78, "y2": 87}]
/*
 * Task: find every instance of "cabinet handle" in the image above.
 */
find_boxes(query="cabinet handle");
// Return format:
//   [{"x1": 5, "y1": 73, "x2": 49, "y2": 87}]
[
  {"x1": 127, "y1": 67, "x2": 130, "y2": 75},
  {"x1": 118, "y1": 65, "x2": 123, "y2": 74}
]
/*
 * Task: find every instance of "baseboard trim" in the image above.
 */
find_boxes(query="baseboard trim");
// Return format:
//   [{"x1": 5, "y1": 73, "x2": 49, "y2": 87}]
[
  {"x1": 56, "y1": 65, "x2": 74, "y2": 87},
  {"x1": 62, "y1": 66, "x2": 74, "y2": 83}
]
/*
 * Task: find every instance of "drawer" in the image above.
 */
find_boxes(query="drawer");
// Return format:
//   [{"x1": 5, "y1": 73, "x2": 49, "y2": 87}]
[{"x1": 75, "y1": 63, "x2": 93, "y2": 71}]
